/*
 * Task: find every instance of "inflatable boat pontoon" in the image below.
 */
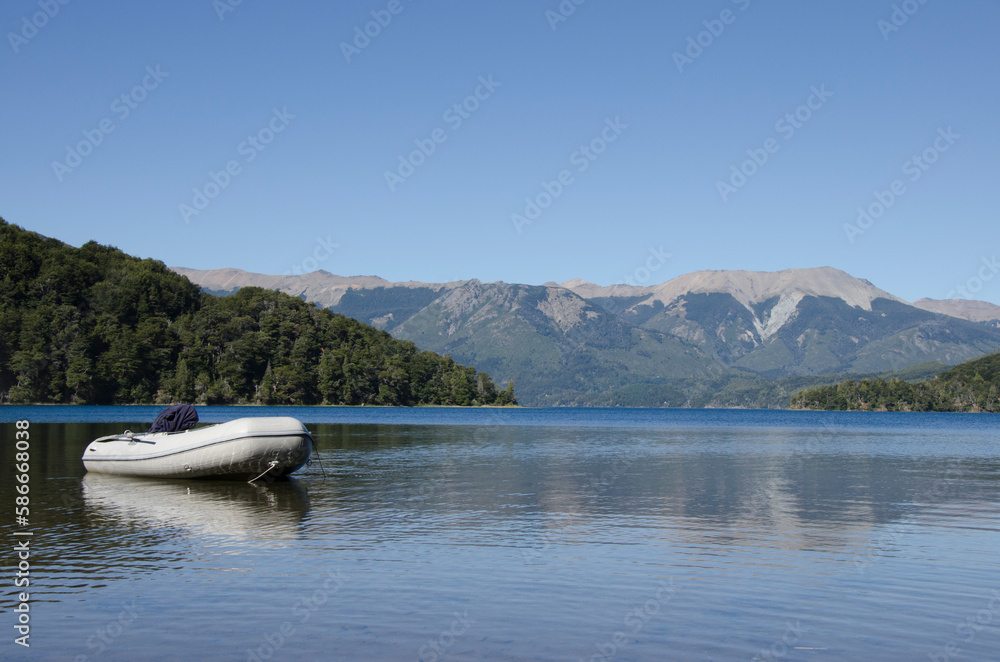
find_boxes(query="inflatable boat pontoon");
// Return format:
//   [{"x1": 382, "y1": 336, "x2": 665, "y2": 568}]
[{"x1": 82, "y1": 416, "x2": 313, "y2": 481}]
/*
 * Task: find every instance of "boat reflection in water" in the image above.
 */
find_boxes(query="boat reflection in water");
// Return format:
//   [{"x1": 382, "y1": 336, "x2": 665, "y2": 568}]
[{"x1": 81, "y1": 473, "x2": 312, "y2": 547}]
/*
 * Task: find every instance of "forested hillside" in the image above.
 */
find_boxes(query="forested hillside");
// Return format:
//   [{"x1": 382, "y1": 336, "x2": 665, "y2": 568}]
[
  {"x1": 789, "y1": 352, "x2": 1000, "y2": 412},
  {"x1": 0, "y1": 219, "x2": 515, "y2": 406}
]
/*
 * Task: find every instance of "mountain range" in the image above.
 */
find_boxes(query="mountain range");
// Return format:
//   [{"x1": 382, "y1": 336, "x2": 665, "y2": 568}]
[{"x1": 172, "y1": 266, "x2": 1000, "y2": 407}]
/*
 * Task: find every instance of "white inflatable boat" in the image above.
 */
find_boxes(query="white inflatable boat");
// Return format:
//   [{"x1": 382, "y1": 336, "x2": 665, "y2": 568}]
[{"x1": 82, "y1": 417, "x2": 313, "y2": 480}]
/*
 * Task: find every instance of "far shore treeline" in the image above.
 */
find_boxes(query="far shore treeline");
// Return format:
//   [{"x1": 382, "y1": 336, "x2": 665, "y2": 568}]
[
  {"x1": 0, "y1": 219, "x2": 516, "y2": 406},
  {"x1": 790, "y1": 351, "x2": 1000, "y2": 413}
]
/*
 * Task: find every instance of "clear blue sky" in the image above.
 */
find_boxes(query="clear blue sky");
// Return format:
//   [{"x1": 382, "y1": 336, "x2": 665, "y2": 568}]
[{"x1": 3, "y1": 1, "x2": 999, "y2": 303}]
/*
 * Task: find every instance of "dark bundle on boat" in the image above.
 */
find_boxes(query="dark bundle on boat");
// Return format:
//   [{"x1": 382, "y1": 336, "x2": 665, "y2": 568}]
[{"x1": 149, "y1": 404, "x2": 199, "y2": 433}]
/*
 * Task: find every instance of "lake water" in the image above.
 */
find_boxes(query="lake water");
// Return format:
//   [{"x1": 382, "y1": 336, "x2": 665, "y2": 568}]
[{"x1": 2, "y1": 407, "x2": 999, "y2": 661}]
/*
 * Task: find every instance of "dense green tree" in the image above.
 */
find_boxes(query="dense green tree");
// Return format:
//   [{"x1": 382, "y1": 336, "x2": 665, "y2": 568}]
[
  {"x1": 790, "y1": 352, "x2": 1000, "y2": 413},
  {"x1": 0, "y1": 219, "x2": 516, "y2": 407}
]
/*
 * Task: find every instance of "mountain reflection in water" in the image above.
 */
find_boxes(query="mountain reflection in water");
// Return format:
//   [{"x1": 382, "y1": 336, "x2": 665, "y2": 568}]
[{"x1": 1, "y1": 409, "x2": 998, "y2": 661}]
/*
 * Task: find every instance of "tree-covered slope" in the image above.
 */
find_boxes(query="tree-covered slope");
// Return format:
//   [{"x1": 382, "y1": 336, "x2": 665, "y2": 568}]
[
  {"x1": 391, "y1": 280, "x2": 724, "y2": 405},
  {"x1": 330, "y1": 286, "x2": 444, "y2": 329},
  {"x1": 789, "y1": 352, "x2": 1000, "y2": 412},
  {"x1": 0, "y1": 219, "x2": 514, "y2": 406}
]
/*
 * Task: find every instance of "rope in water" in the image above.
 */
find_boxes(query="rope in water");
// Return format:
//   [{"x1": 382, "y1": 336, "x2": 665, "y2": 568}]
[{"x1": 310, "y1": 445, "x2": 328, "y2": 480}]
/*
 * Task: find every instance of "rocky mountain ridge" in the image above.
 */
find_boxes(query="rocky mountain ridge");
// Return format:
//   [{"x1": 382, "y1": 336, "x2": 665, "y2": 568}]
[
  {"x1": 911, "y1": 297, "x2": 1000, "y2": 324},
  {"x1": 171, "y1": 266, "x2": 1000, "y2": 406}
]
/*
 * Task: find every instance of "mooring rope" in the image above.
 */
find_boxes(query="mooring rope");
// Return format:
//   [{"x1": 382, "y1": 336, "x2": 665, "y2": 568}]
[
  {"x1": 247, "y1": 460, "x2": 279, "y2": 484},
  {"x1": 306, "y1": 436, "x2": 328, "y2": 480},
  {"x1": 311, "y1": 450, "x2": 328, "y2": 480},
  {"x1": 309, "y1": 439, "x2": 326, "y2": 480}
]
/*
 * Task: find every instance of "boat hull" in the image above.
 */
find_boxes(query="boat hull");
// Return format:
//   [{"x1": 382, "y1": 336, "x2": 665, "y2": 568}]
[{"x1": 82, "y1": 417, "x2": 313, "y2": 480}]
